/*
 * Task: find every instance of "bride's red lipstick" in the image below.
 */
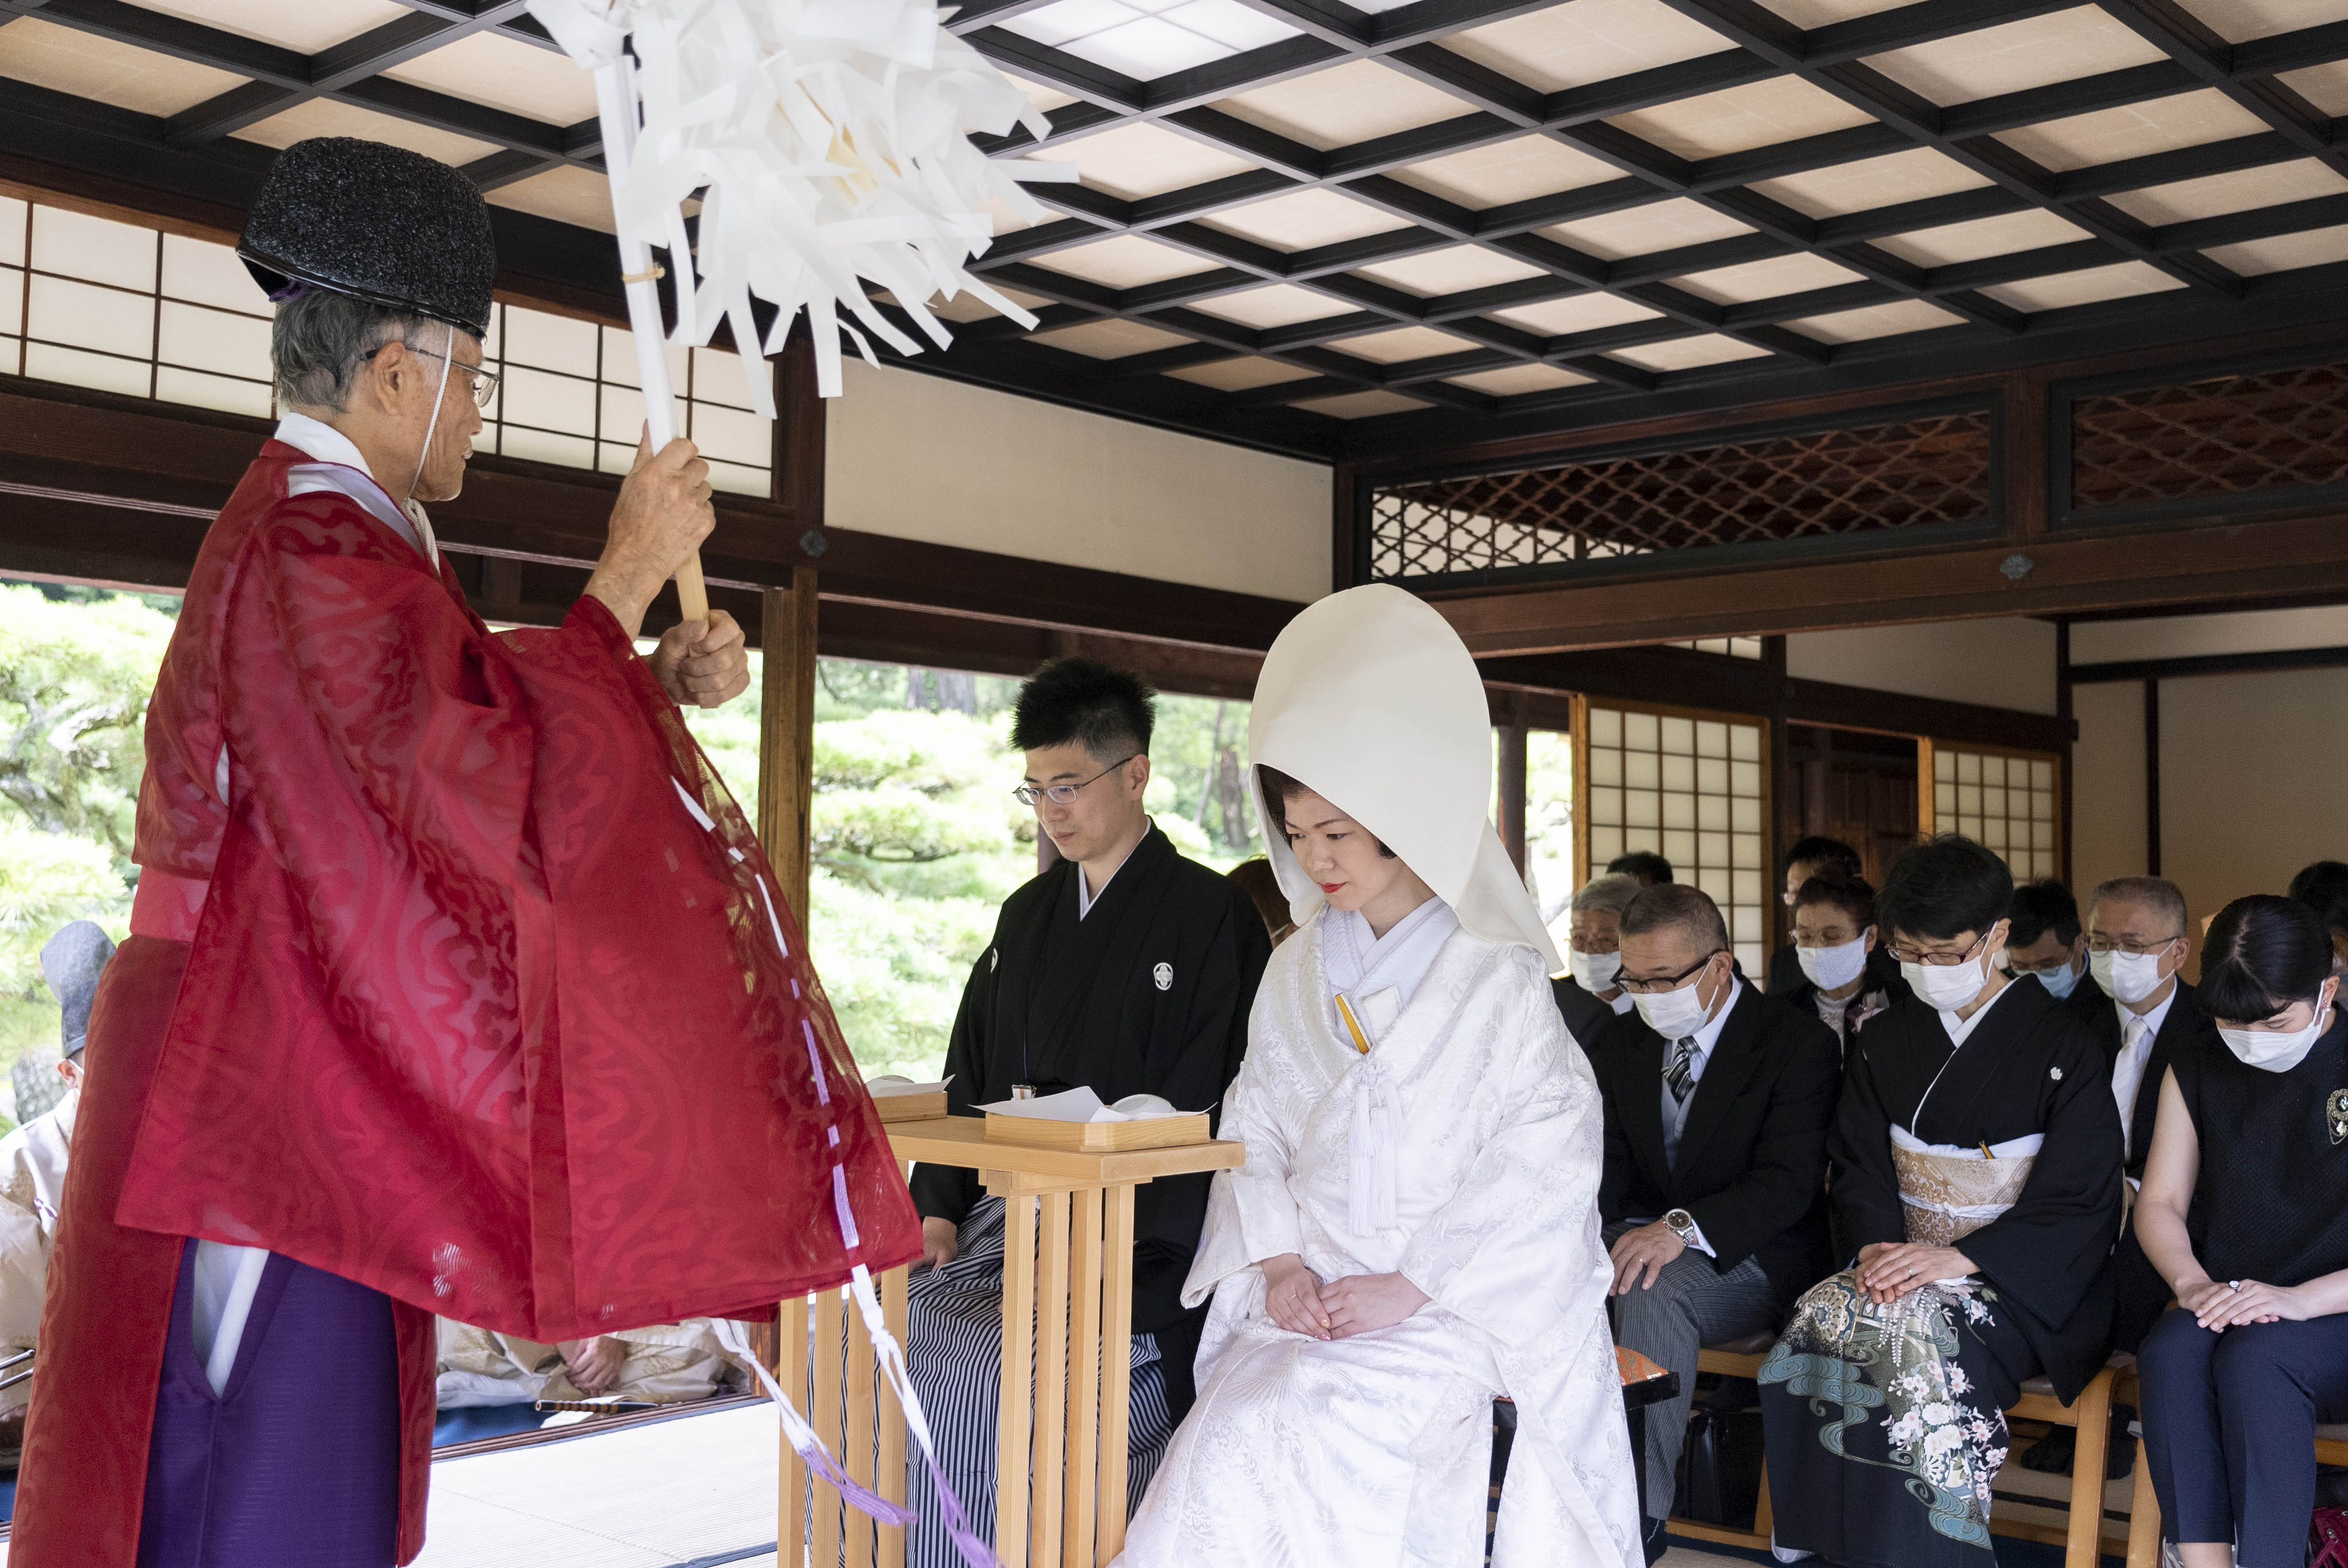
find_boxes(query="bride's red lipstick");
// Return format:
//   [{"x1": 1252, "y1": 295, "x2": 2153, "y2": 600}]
[{"x1": 1319, "y1": 882, "x2": 1344, "y2": 895}]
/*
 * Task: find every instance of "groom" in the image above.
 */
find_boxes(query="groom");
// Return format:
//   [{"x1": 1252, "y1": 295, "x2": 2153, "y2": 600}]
[{"x1": 904, "y1": 658, "x2": 1271, "y2": 1566}]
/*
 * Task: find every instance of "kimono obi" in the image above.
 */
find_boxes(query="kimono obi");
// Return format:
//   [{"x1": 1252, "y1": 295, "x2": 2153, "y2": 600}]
[{"x1": 1889, "y1": 1126, "x2": 2043, "y2": 1245}]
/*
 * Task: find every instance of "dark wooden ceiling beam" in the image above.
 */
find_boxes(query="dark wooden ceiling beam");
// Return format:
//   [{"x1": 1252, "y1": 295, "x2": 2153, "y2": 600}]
[
  {"x1": 0, "y1": 376, "x2": 1312, "y2": 653},
  {"x1": 2094, "y1": 0, "x2": 2348, "y2": 181},
  {"x1": 0, "y1": 0, "x2": 595, "y2": 170},
  {"x1": 1429, "y1": 509, "x2": 2348, "y2": 656},
  {"x1": 973, "y1": 0, "x2": 2318, "y2": 380},
  {"x1": 972, "y1": 0, "x2": 2348, "y2": 422},
  {"x1": 1324, "y1": 266, "x2": 2348, "y2": 452},
  {"x1": 5, "y1": 0, "x2": 2348, "y2": 456}
]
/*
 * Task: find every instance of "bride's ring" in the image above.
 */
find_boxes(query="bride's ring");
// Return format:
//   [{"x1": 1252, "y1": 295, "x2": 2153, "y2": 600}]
[{"x1": 2228, "y1": 1280, "x2": 2243, "y2": 1291}]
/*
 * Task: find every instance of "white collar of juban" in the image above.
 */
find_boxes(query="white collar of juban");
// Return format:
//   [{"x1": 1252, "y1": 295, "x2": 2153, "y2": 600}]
[
  {"x1": 1937, "y1": 985, "x2": 2000, "y2": 1050},
  {"x1": 1074, "y1": 818, "x2": 1151, "y2": 920},
  {"x1": 272, "y1": 411, "x2": 440, "y2": 569},
  {"x1": 1324, "y1": 895, "x2": 1459, "y2": 1041}
]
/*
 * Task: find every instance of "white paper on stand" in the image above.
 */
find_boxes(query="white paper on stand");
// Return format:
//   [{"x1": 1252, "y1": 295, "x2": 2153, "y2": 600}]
[
  {"x1": 865, "y1": 1076, "x2": 951, "y2": 1097},
  {"x1": 976, "y1": 1087, "x2": 1185, "y2": 1123}
]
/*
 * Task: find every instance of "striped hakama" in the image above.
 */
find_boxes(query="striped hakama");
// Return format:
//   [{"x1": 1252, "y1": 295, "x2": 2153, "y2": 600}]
[{"x1": 905, "y1": 1197, "x2": 1175, "y2": 1567}]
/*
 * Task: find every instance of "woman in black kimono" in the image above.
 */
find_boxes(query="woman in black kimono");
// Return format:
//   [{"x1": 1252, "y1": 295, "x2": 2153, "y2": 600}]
[
  {"x1": 2134, "y1": 895, "x2": 2348, "y2": 1568},
  {"x1": 1758, "y1": 835, "x2": 2123, "y2": 1568}
]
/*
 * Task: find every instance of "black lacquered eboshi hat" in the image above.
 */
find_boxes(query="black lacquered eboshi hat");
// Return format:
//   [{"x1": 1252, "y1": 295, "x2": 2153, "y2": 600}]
[{"x1": 238, "y1": 137, "x2": 497, "y2": 340}]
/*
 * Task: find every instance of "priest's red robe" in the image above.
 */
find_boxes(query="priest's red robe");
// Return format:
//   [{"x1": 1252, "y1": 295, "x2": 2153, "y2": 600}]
[{"x1": 13, "y1": 441, "x2": 919, "y2": 1565}]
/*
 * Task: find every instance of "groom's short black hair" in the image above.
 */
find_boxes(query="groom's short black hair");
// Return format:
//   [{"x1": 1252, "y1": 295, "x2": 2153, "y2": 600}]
[
  {"x1": 1011, "y1": 658, "x2": 1156, "y2": 761},
  {"x1": 1879, "y1": 834, "x2": 2012, "y2": 943}
]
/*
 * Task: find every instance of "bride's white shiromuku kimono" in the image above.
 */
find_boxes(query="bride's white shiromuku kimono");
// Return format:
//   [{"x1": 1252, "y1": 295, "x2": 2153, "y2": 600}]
[
  {"x1": 1118, "y1": 906, "x2": 1639, "y2": 1567},
  {"x1": 1114, "y1": 582, "x2": 1640, "y2": 1568}
]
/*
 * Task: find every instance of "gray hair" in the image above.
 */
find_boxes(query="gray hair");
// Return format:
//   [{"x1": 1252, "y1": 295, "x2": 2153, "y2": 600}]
[
  {"x1": 1570, "y1": 873, "x2": 1643, "y2": 919},
  {"x1": 271, "y1": 289, "x2": 464, "y2": 412},
  {"x1": 1621, "y1": 882, "x2": 1731, "y2": 953},
  {"x1": 2089, "y1": 875, "x2": 2189, "y2": 938}
]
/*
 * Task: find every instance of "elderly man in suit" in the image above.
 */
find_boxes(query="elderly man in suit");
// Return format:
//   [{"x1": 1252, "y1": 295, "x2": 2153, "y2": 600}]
[
  {"x1": 1593, "y1": 883, "x2": 1842, "y2": 1557},
  {"x1": 1553, "y1": 873, "x2": 1641, "y2": 1046}
]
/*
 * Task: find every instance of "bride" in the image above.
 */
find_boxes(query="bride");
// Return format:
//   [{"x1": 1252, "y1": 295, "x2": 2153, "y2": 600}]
[{"x1": 1113, "y1": 585, "x2": 1641, "y2": 1568}]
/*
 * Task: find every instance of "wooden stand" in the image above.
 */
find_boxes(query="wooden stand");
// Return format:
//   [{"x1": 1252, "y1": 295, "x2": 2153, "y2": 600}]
[{"x1": 776, "y1": 1114, "x2": 1243, "y2": 1568}]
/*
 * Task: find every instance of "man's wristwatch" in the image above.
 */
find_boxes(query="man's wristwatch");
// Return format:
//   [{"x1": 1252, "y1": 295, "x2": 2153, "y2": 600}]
[{"x1": 1663, "y1": 1209, "x2": 1701, "y2": 1248}]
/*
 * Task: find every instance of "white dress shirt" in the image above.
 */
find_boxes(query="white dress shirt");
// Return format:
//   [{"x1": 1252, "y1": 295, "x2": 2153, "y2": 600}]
[{"x1": 1660, "y1": 976, "x2": 1743, "y2": 1171}]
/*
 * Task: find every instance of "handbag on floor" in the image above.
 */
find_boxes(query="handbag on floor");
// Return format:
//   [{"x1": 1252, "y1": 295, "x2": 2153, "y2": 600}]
[
  {"x1": 2311, "y1": 1506, "x2": 2348, "y2": 1568},
  {"x1": 1673, "y1": 1404, "x2": 1764, "y2": 1526}
]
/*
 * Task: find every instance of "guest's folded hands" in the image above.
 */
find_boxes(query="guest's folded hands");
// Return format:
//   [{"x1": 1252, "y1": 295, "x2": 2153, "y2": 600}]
[{"x1": 1854, "y1": 1241, "x2": 1974, "y2": 1304}]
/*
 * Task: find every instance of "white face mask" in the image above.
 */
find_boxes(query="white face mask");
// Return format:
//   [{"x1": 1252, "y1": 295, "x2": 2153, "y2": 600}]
[
  {"x1": 2219, "y1": 980, "x2": 2337, "y2": 1074},
  {"x1": 1901, "y1": 937, "x2": 1994, "y2": 1012},
  {"x1": 2091, "y1": 945, "x2": 2172, "y2": 1005},
  {"x1": 1632, "y1": 966, "x2": 1717, "y2": 1039},
  {"x1": 1797, "y1": 935, "x2": 1868, "y2": 993},
  {"x1": 1569, "y1": 948, "x2": 1621, "y2": 993}
]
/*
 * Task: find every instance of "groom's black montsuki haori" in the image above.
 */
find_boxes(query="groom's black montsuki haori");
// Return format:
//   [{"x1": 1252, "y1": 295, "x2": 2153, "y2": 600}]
[{"x1": 911, "y1": 822, "x2": 1271, "y2": 1375}]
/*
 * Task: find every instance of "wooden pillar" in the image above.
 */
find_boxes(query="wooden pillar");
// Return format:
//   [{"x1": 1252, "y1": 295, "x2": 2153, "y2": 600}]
[
  {"x1": 759, "y1": 567, "x2": 820, "y2": 920},
  {"x1": 1497, "y1": 722, "x2": 1528, "y2": 876},
  {"x1": 2056, "y1": 620, "x2": 2076, "y2": 887},
  {"x1": 756, "y1": 567, "x2": 818, "y2": 1521},
  {"x1": 1762, "y1": 635, "x2": 1795, "y2": 963},
  {"x1": 2144, "y1": 678, "x2": 2162, "y2": 877}
]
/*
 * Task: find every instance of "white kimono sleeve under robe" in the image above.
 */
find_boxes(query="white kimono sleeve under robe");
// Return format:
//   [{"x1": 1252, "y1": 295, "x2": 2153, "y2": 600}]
[{"x1": 1114, "y1": 913, "x2": 1642, "y2": 1568}]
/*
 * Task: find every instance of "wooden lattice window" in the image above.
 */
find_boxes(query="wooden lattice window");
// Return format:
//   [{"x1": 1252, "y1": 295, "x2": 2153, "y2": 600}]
[
  {"x1": 1581, "y1": 702, "x2": 1772, "y2": 980},
  {"x1": 1368, "y1": 411, "x2": 1993, "y2": 582},
  {"x1": 1923, "y1": 744, "x2": 2059, "y2": 882},
  {"x1": 2069, "y1": 361, "x2": 2348, "y2": 514}
]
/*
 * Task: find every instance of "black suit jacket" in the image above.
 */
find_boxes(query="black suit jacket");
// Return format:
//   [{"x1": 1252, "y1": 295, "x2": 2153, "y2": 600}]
[
  {"x1": 2070, "y1": 976, "x2": 2223, "y2": 1353},
  {"x1": 1593, "y1": 984, "x2": 1842, "y2": 1301},
  {"x1": 1551, "y1": 975, "x2": 1618, "y2": 1051},
  {"x1": 2066, "y1": 976, "x2": 2217, "y2": 1176}
]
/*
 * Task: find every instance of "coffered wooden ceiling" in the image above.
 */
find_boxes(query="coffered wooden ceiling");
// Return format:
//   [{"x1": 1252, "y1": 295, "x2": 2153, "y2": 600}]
[{"x1": 2, "y1": 0, "x2": 2346, "y2": 458}]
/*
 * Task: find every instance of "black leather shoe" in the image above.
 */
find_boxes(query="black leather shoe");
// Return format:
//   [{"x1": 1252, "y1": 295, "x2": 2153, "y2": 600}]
[{"x1": 1643, "y1": 1515, "x2": 1670, "y2": 1565}]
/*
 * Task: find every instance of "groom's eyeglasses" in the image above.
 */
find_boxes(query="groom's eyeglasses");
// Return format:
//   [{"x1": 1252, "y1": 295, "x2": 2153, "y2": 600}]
[{"x1": 1012, "y1": 756, "x2": 1138, "y2": 808}]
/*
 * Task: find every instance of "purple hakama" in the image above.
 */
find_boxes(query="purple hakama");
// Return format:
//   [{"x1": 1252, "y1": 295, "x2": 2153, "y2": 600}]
[{"x1": 138, "y1": 1241, "x2": 400, "y2": 1567}]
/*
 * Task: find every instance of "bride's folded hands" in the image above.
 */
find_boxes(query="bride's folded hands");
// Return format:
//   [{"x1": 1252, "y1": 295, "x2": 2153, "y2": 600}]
[
  {"x1": 1321, "y1": 1271, "x2": 1432, "y2": 1339},
  {"x1": 1262, "y1": 1253, "x2": 1333, "y2": 1341}
]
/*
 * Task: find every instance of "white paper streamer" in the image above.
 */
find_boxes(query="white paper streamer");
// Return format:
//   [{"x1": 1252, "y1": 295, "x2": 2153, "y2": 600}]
[{"x1": 527, "y1": 0, "x2": 1074, "y2": 399}]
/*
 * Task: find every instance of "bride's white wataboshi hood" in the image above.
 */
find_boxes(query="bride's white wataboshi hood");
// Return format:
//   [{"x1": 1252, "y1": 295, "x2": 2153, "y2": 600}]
[{"x1": 1246, "y1": 583, "x2": 1562, "y2": 976}]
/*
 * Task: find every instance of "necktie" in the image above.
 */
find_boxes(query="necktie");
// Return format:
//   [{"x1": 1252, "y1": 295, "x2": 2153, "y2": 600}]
[
  {"x1": 2114, "y1": 1016, "x2": 2150, "y2": 1147},
  {"x1": 1666, "y1": 1036, "x2": 1697, "y2": 1104}
]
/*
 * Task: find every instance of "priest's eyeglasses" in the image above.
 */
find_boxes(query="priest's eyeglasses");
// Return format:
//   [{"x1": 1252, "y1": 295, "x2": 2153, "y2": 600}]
[
  {"x1": 1620, "y1": 950, "x2": 1725, "y2": 994},
  {"x1": 368, "y1": 343, "x2": 502, "y2": 408},
  {"x1": 1012, "y1": 756, "x2": 1138, "y2": 808}
]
